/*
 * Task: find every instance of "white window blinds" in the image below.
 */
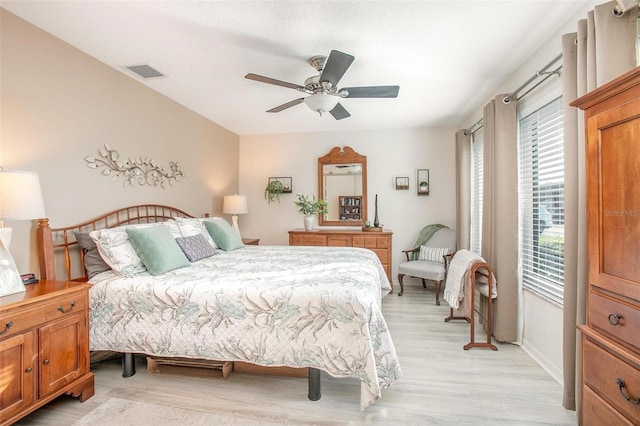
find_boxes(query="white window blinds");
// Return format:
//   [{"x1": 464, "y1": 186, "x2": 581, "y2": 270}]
[
  {"x1": 519, "y1": 97, "x2": 565, "y2": 304},
  {"x1": 470, "y1": 128, "x2": 484, "y2": 256}
]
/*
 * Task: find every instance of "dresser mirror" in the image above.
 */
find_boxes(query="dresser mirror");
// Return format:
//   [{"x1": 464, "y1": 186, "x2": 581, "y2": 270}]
[{"x1": 318, "y1": 146, "x2": 367, "y2": 226}]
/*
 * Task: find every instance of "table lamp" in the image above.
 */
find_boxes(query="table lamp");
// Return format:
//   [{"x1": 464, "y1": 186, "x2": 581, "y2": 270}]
[
  {"x1": 222, "y1": 194, "x2": 248, "y2": 237},
  {"x1": 0, "y1": 170, "x2": 46, "y2": 297}
]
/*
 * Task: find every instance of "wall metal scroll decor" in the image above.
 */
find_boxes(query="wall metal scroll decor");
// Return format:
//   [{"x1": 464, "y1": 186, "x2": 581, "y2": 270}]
[{"x1": 85, "y1": 144, "x2": 183, "y2": 188}]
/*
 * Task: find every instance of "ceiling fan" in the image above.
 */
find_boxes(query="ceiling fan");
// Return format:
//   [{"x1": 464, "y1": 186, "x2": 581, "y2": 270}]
[{"x1": 245, "y1": 50, "x2": 399, "y2": 120}]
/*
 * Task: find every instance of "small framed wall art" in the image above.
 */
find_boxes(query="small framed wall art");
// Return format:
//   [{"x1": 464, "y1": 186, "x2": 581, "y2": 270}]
[
  {"x1": 395, "y1": 176, "x2": 409, "y2": 190},
  {"x1": 417, "y1": 169, "x2": 429, "y2": 195}
]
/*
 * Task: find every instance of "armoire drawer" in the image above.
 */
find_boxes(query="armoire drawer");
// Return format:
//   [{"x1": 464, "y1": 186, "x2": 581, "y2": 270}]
[
  {"x1": 590, "y1": 291, "x2": 640, "y2": 351},
  {"x1": 583, "y1": 337, "x2": 640, "y2": 423},
  {"x1": 582, "y1": 384, "x2": 634, "y2": 426}
]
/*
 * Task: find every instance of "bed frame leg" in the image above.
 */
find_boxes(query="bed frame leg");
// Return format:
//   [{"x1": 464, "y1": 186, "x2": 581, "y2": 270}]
[
  {"x1": 122, "y1": 353, "x2": 136, "y2": 378},
  {"x1": 308, "y1": 368, "x2": 321, "y2": 401}
]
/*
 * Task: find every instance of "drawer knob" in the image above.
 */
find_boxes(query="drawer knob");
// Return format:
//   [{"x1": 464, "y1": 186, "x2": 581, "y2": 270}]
[
  {"x1": 43, "y1": 359, "x2": 50, "y2": 365},
  {"x1": 57, "y1": 301, "x2": 76, "y2": 313},
  {"x1": 0, "y1": 321, "x2": 13, "y2": 335},
  {"x1": 617, "y1": 378, "x2": 640, "y2": 405},
  {"x1": 608, "y1": 313, "x2": 622, "y2": 326},
  {"x1": 25, "y1": 367, "x2": 33, "y2": 373}
]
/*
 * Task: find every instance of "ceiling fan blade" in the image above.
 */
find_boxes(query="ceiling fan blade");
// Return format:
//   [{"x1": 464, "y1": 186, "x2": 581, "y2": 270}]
[
  {"x1": 329, "y1": 103, "x2": 351, "y2": 120},
  {"x1": 341, "y1": 86, "x2": 400, "y2": 98},
  {"x1": 245, "y1": 73, "x2": 306, "y2": 91},
  {"x1": 267, "y1": 98, "x2": 305, "y2": 113},
  {"x1": 320, "y1": 50, "x2": 354, "y2": 88}
]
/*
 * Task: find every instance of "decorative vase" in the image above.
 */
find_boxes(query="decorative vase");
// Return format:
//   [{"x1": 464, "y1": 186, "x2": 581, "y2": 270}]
[
  {"x1": 373, "y1": 194, "x2": 380, "y2": 228},
  {"x1": 304, "y1": 216, "x2": 315, "y2": 231}
]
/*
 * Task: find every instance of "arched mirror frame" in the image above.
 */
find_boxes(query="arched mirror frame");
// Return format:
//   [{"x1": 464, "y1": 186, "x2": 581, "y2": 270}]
[{"x1": 318, "y1": 146, "x2": 367, "y2": 227}]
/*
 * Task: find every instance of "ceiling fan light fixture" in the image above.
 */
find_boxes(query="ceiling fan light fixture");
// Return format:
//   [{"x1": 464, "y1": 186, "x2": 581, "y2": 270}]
[{"x1": 304, "y1": 94, "x2": 338, "y2": 116}]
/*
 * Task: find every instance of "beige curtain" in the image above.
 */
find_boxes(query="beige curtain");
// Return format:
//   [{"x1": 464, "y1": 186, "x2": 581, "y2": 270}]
[
  {"x1": 455, "y1": 130, "x2": 471, "y2": 250},
  {"x1": 482, "y1": 95, "x2": 518, "y2": 343},
  {"x1": 561, "y1": 0, "x2": 638, "y2": 415}
]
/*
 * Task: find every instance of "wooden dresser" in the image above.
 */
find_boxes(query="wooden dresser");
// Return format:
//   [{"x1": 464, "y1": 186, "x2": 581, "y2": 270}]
[
  {"x1": 571, "y1": 67, "x2": 640, "y2": 425},
  {"x1": 0, "y1": 280, "x2": 94, "y2": 425},
  {"x1": 289, "y1": 229, "x2": 393, "y2": 286}
]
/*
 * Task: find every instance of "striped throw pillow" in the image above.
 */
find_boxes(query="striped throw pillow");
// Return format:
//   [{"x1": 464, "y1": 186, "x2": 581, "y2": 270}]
[{"x1": 418, "y1": 246, "x2": 452, "y2": 263}]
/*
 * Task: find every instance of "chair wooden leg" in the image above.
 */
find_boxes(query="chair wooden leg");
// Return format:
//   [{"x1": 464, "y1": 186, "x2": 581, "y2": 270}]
[
  {"x1": 435, "y1": 280, "x2": 442, "y2": 305},
  {"x1": 397, "y1": 274, "x2": 405, "y2": 296},
  {"x1": 421, "y1": 278, "x2": 427, "y2": 289}
]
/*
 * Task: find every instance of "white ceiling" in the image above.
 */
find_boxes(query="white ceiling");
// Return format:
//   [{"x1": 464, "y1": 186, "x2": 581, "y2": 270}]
[{"x1": 2, "y1": 1, "x2": 590, "y2": 136}]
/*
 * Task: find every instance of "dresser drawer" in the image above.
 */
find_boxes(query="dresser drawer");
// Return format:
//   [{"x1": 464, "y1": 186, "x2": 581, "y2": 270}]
[
  {"x1": 290, "y1": 234, "x2": 327, "y2": 246},
  {"x1": 584, "y1": 337, "x2": 640, "y2": 423},
  {"x1": 583, "y1": 384, "x2": 634, "y2": 426},
  {"x1": 327, "y1": 236, "x2": 351, "y2": 246},
  {"x1": 590, "y1": 291, "x2": 640, "y2": 351},
  {"x1": 1, "y1": 292, "x2": 87, "y2": 340}
]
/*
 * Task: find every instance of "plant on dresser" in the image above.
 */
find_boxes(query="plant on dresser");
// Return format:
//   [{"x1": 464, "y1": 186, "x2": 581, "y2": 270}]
[
  {"x1": 293, "y1": 194, "x2": 328, "y2": 231},
  {"x1": 0, "y1": 280, "x2": 94, "y2": 425}
]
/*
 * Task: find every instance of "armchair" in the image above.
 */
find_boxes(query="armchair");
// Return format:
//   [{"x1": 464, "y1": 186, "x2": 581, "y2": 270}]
[{"x1": 397, "y1": 226, "x2": 456, "y2": 304}]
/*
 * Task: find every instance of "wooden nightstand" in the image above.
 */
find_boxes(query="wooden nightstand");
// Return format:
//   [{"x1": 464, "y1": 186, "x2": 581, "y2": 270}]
[
  {"x1": 242, "y1": 238, "x2": 260, "y2": 246},
  {"x1": 0, "y1": 280, "x2": 94, "y2": 425}
]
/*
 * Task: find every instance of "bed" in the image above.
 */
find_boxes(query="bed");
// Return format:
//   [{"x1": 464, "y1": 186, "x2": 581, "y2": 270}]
[{"x1": 36, "y1": 205, "x2": 401, "y2": 410}]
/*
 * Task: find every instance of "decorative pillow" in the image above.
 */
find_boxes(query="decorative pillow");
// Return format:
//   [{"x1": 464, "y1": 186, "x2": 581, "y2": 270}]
[
  {"x1": 90, "y1": 227, "x2": 149, "y2": 276},
  {"x1": 419, "y1": 246, "x2": 453, "y2": 263},
  {"x1": 175, "y1": 234, "x2": 217, "y2": 262},
  {"x1": 204, "y1": 219, "x2": 244, "y2": 251},
  {"x1": 74, "y1": 231, "x2": 111, "y2": 279},
  {"x1": 175, "y1": 217, "x2": 218, "y2": 249},
  {"x1": 126, "y1": 226, "x2": 190, "y2": 275}
]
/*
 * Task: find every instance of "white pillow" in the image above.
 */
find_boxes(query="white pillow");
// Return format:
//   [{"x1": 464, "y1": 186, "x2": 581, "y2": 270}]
[
  {"x1": 162, "y1": 218, "x2": 182, "y2": 238},
  {"x1": 175, "y1": 217, "x2": 218, "y2": 249},
  {"x1": 418, "y1": 246, "x2": 453, "y2": 263},
  {"x1": 90, "y1": 226, "x2": 150, "y2": 276}
]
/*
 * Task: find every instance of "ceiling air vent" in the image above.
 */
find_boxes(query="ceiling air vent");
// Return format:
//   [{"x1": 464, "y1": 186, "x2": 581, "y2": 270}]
[{"x1": 125, "y1": 64, "x2": 165, "y2": 79}]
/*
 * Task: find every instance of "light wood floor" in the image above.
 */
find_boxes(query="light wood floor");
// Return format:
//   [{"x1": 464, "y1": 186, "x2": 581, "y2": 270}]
[{"x1": 16, "y1": 281, "x2": 577, "y2": 425}]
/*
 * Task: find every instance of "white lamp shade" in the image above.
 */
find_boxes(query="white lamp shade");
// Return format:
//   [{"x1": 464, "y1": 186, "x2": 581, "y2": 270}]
[
  {"x1": 0, "y1": 170, "x2": 46, "y2": 221},
  {"x1": 304, "y1": 94, "x2": 339, "y2": 115},
  {"x1": 223, "y1": 194, "x2": 248, "y2": 215}
]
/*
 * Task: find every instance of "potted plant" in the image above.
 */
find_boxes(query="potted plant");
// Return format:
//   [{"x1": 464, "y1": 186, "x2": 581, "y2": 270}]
[
  {"x1": 264, "y1": 179, "x2": 285, "y2": 204},
  {"x1": 294, "y1": 194, "x2": 328, "y2": 231},
  {"x1": 419, "y1": 181, "x2": 429, "y2": 193}
]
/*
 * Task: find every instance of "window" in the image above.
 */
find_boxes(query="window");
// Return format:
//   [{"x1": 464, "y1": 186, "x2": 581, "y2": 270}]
[
  {"x1": 519, "y1": 97, "x2": 565, "y2": 304},
  {"x1": 470, "y1": 127, "x2": 484, "y2": 255}
]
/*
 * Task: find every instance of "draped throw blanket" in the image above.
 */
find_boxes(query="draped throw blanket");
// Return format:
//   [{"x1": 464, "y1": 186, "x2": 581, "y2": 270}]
[
  {"x1": 444, "y1": 249, "x2": 497, "y2": 311},
  {"x1": 411, "y1": 224, "x2": 448, "y2": 260}
]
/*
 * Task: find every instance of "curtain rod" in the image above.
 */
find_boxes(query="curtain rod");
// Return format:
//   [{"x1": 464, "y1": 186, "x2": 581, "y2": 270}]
[
  {"x1": 503, "y1": 53, "x2": 563, "y2": 104},
  {"x1": 467, "y1": 118, "x2": 484, "y2": 135}
]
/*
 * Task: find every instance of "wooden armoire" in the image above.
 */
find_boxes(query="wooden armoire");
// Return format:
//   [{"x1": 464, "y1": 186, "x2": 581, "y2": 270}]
[{"x1": 572, "y1": 67, "x2": 640, "y2": 424}]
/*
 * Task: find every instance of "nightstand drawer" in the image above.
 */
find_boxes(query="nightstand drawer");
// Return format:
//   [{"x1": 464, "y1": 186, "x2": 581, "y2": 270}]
[
  {"x1": 583, "y1": 337, "x2": 640, "y2": 423},
  {"x1": 590, "y1": 291, "x2": 640, "y2": 351},
  {"x1": 1, "y1": 291, "x2": 87, "y2": 340}
]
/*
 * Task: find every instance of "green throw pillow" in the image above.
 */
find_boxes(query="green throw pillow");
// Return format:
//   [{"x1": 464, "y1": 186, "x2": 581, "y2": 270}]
[
  {"x1": 204, "y1": 220, "x2": 244, "y2": 251},
  {"x1": 126, "y1": 225, "x2": 190, "y2": 275}
]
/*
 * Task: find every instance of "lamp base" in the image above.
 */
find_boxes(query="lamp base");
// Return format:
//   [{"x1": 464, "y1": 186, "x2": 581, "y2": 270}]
[
  {"x1": 231, "y1": 215, "x2": 242, "y2": 237},
  {"x1": 0, "y1": 227, "x2": 12, "y2": 248},
  {"x1": 0, "y1": 235, "x2": 26, "y2": 297}
]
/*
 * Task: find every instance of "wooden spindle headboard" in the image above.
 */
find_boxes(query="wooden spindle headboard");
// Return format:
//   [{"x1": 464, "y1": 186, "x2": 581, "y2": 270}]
[{"x1": 37, "y1": 204, "x2": 194, "y2": 281}]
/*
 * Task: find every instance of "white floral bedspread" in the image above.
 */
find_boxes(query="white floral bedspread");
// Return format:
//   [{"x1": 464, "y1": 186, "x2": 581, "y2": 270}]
[{"x1": 89, "y1": 245, "x2": 401, "y2": 409}]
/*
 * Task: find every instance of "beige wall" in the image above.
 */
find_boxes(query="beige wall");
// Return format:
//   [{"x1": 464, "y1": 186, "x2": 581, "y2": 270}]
[
  {"x1": 239, "y1": 127, "x2": 457, "y2": 283},
  {"x1": 0, "y1": 9, "x2": 240, "y2": 275}
]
